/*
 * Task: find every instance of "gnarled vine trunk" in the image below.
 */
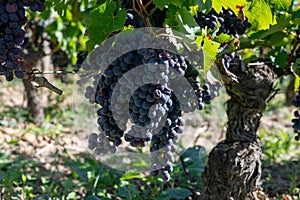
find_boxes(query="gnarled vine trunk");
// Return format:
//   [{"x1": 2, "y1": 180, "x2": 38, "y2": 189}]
[
  {"x1": 200, "y1": 62, "x2": 276, "y2": 199},
  {"x1": 22, "y1": 79, "x2": 45, "y2": 124},
  {"x1": 21, "y1": 49, "x2": 45, "y2": 124}
]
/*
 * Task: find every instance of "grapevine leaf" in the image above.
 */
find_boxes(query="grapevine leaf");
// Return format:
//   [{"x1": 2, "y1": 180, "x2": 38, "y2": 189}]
[
  {"x1": 294, "y1": 75, "x2": 300, "y2": 91},
  {"x1": 211, "y1": 0, "x2": 247, "y2": 13},
  {"x1": 157, "y1": 188, "x2": 193, "y2": 200},
  {"x1": 245, "y1": 0, "x2": 275, "y2": 31},
  {"x1": 292, "y1": 9, "x2": 300, "y2": 20},
  {"x1": 202, "y1": 36, "x2": 220, "y2": 74},
  {"x1": 292, "y1": 60, "x2": 300, "y2": 88},
  {"x1": 266, "y1": 31, "x2": 286, "y2": 46},
  {"x1": 213, "y1": 33, "x2": 234, "y2": 44},
  {"x1": 249, "y1": 13, "x2": 290, "y2": 40},
  {"x1": 165, "y1": 6, "x2": 178, "y2": 28},
  {"x1": 165, "y1": 6, "x2": 199, "y2": 35},
  {"x1": 274, "y1": 48, "x2": 289, "y2": 68},
  {"x1": 176, "y1": 8, "x2": 199, "y2": 35},
  {"x1": 292, "y1": 9, "x2": 300, "y2": 24},
  {"x1": 52, "y1": 0, "x2": 74, "y2": 17},
  {"x1": 153, "y1": 0, "x2": 183, "y2": 10},
  {"x1": 193, "y1": 0, "x2": 212, "y2": 11},
  {"x1": 85, "y1": 2, "x2": 126, "y2": 51},
  {"x1": 270, "y1": 0, "x2": 292, "y2": 11}
]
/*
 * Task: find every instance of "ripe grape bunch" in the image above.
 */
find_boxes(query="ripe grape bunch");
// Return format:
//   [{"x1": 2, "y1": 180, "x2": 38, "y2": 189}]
[
  {"x1": 291, "y1": 88, "x2": 300, "y2": 141},
  {"x1": 195, "y1": 7, "x2": 251, "y2": 37},
  {"x1": 86, "y1": 48, "x2": 212, "y2": 181},
  {"x1": 0, "y1": 0, "x2": 45, "y2": 81}
]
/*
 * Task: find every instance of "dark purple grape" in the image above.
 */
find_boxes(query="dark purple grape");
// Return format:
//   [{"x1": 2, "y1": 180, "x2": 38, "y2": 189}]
[
  {"x1": 1, "y1": 13, "x2": 9, "y2": 23},
  {"x1": 29, "y1": 3, "x2": 39, "y2": 12},
  {"x1": 6, "y1": 2, "x2": 17, "y2": 13},
  {"x1": 37, "y1": 4, "x2": 46, "y2": 12},
  {"x1": 15, "y1": 71, "x2": 25, "y2": 78}
]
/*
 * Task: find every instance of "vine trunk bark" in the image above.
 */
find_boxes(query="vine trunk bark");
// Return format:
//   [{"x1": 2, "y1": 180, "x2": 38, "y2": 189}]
[
  {"x1": 21, "y1": 49, "x2": 45, "y2": 124},
  {"x1": 22, "y1": 79, "x2": 45, "y2": 124},
  {"x1": 200, "y1": 61, "x2": 276, "y2": 199}
]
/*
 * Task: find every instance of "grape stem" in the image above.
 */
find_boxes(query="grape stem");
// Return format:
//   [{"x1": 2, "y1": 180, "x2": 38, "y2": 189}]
[
  {"x1": 133, "y1": 0, "x2": 152, "y2": 28},
  {"x1": 285, "y1": 39, "x2": 300, "y2": 74},
  {"x1": 144, "y1": 0, "x2": 153, "y2": 10},
  {"x1": 23, "y1": 73, "x2": 63, "y2": 95},
  {"x1": 32, "y1": 70, "x2": 77, "y2": 74}
]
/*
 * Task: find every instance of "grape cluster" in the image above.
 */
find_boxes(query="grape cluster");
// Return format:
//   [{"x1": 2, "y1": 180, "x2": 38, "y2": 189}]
[
  {"x1": 291, "y1": 89, "x2": 300, "y2": 141},
  {"x1": 86, "y1": 48, "x2": 211, "y2": 181},
  {"x1": 0, "y1": 0, "x2": 45, "y2": 81},
  {"x1": 195, "y1": 8, "x2": 251, "y2": 37}
]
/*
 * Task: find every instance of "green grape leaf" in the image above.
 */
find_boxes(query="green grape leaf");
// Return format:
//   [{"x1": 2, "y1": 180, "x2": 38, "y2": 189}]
[
  {"x1": 249, "y1": 13, "x2": 290, "y2": 40},
  {"x1": 292, "y1": 59, "x2": 300, "y2": 82},
  {"x1": 193, "y1": 0, "x2": 212, "y2": 11},
  {"x1": 292, "y1": 9, "x2": 300, "y2": 20},
  {"x1": 52, "y1": 0, "x2": 74, "y2": 16},
  {"x1": 212, "y1": 0, "x2": 247, "y2": 13},
  {"x1": 266, "y1": 31, "x2": 286, "y2": 46},
  {"x1": 85, "y1": 2, "x2": 126, "y2": 51},
  {"x1": 274, "y1": 49, "x2": 289, "y2": 68},
  {"x1": 165, "y1": 6, "x2": 199, "y2": 35},
  {"x1": 271, "y1": 0, "x2": 292, "y2": 11},
  {"x1": 292, "y1": 9, "x2": 300, "y2": 24},
  {"x1": 202, "y1": 36, "x2": 220, "y2": 74},
  {"x1": 165, "y1": 6, "x2": 178, "y2": 28},
  {"x1": 176, "y1": 8, "x2": 199, "y2": 35},
  {"x1": 157, "y1": 188, "x2": 193, "y2": 200},
  {"x1": 294, "y1": 75, "x2": 300, "y2": 91},
  {"x1": 214, "y1": 33, "x2": 234, "y2": 44},
  {"x1": 153, "y1": 0, "x2": 183, "y2": 10},
  {"x1": 245, "y1": 0, "x2": 274, "y2": 31}
]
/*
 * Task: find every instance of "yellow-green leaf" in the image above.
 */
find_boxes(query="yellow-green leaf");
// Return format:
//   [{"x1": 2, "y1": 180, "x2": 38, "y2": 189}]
[
  {"x1": 271, "y1": 0, "x2": 293, "y2": 11},
  {"x1": 203, "y1": 36, "x2": 220, "y2": 75},
  {"x1": 212, "y1": 0, "x2": 247, "y2": 14},
  {"x1": 295, "y1": 75, "x2": 300, "y2": 91},
  {"x1": 245, "y1": 0, "x2": 275, "y2": 31}
]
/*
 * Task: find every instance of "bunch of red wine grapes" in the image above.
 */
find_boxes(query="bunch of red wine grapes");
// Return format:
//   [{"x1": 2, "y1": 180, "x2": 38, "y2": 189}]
[
  {"x1": 82, "y1": 1, "x2": 225, "y2": 181},
  {"x1": 195, "y1": 7, "x2": 251, "y2": 70},
  {"x1": 292, "y1": 89, "x2": 300, "y2": 140},
  {"x1": 86, "y1": 47, "x2": 212, "y2": 181},
  {"x1": 0, "y1": 0, "x2": 45, "y2": 81}
]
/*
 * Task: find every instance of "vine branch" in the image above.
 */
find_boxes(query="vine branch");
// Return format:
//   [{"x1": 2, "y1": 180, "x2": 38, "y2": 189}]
[
  {"x1": 285, "y1": 39, "x2": 300, "y2": 73},
  {"x1": 23, "y1": 73, "x2": 63, "y2": 95}
]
